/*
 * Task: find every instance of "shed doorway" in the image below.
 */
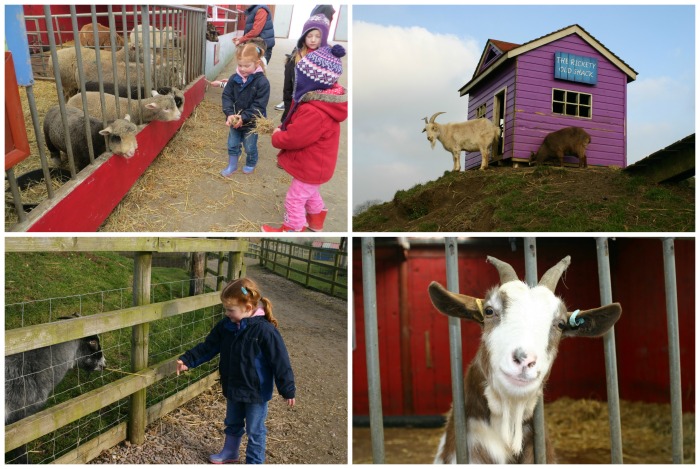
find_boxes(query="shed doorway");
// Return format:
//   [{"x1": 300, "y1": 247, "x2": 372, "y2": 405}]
[{"x1": 493, "y1": 89, "x2": 506, "y2": 157}]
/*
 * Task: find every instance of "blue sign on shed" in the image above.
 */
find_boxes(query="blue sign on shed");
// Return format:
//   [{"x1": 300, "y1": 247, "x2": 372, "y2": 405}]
[{"x1": 554, "y1": 51, "x2": 597, "y2": 85}]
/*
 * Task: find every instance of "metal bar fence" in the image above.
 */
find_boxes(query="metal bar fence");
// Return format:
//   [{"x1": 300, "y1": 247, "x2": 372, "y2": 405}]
[
  {"x1": 359, "y1": 236, "x2": 686, "y2": 464},
  {"x1": 6, "y1": 6, "x2": 206, "y2": 230}
]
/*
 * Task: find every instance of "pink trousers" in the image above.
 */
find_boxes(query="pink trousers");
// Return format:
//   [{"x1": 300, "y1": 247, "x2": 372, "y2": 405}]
[{"x1": 284, "y1": 178, "x2": 325, "y2": 230}]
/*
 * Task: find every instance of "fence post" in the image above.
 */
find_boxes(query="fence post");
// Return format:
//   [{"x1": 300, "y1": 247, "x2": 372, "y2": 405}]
[
  {"x1": 216, "y1": 251, "x2": 225, "y2": 290},
  {"x1": 662, "y1": 238, "x2": 684, "y2": 464},
  {"x1": 306, "y1": 246, "x2": 313, "y2": 288},
  {"x1": 129, "y1": 251, "x2": 152, "y2": 445},
  {"x1": 331, "y1": 248, "x2": 341, "y2": 297},
  {"x1": 444, "y1": 238, "x2": 468, "y2": 463},
  {"x1": 361, "y1": 237, "x2": 385, "y2": 463},
  {"x1": 595, "y1": 237, "x2": 623, "y2": 464}
]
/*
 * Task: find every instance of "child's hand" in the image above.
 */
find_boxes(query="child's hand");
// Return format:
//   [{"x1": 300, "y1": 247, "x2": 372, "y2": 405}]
[
  {"x1": 285, "y1": 397, "x2": 296, "y2": 407},
  {"x1": 206, "y1": 79, "x2": 224, "y2": 87},
  {"x1": 176, "y1": 359, "x2": 189, "y2": 376},
  {"x1": 226, "y1": 114, "x2": 242, "y2": 128}
]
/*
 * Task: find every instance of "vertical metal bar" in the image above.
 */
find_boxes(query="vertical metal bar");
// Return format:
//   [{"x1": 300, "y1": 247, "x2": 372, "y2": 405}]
[
  {"x1": 444, "y1": 237, "x2": 468, "y2": 463},
  {"x1": 662, "y1": 238, "x2": 684, "y2": 463},
  {"x1": 595, "y1": 237, "x2": 623, "y2": 464},
  {"x1": 361, "y1": 238, "x2": 385, "y2": 464},
  {"x1": 6, "y1": 168, "x2": 27, "y2": 223},
  {"x1": 141, "y1": 6, "x2": 153, "y2": 94},
  {"x1": 523, "y1": 237, "x2": 547, "y2": 464},
  {"x1": 25, "y1": 85, "x2": 55, "y2": 198}
]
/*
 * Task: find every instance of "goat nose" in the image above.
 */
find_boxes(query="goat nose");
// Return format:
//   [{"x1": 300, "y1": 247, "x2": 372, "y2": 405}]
[{"x1": 512, "y1": 347, "x2": 537, "y2": 368}]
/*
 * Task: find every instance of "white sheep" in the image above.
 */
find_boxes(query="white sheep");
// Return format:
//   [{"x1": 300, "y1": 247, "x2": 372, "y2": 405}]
[
  {"x1": 43, "y1": 105, "x2": 139, "y2": 170},
  {"x1": 66, "y1": 90, "x2": 181, "y2": 125},
  {"x1": 422, "y1": 113, "x2": 501, "y2": 171},
  {"x1": 429, "y1": 255, "x2": 622, "y2": 463}
]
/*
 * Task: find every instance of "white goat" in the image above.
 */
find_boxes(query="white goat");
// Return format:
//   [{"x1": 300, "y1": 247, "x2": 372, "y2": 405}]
[
  {"x1": 422, "y1": 113, "x2": 501, "y2": 171},
  {"x1": 429, "y1": 255, "x2": 622, "y2": 463}
]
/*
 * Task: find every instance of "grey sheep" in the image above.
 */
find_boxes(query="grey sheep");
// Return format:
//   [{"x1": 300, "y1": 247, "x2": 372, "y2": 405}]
[
  {"x1": 5, "y1": 314, "x2": 106, "y2": 464},
  {"x1": 83, "y1": 82, "x2": 185, "y2": 113},
  {"x1": 66, "y1": 91, "x2": 181, "y2": 125},
  {"x1": 43, "y1": 105, "x2": 139, "y2": 171}
]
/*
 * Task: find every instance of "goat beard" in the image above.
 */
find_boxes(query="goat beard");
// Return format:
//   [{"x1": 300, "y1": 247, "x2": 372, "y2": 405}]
[{"x1": 429, "y1": 139, "x2": 436, "y2": 150}]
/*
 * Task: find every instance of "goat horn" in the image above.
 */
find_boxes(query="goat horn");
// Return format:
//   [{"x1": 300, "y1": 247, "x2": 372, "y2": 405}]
[
  {"x1": 429, "y1": 112, "x2": 446, "y2": 123},
  {"x1": 538, "y1": 256, "x2": 571, "y2": 292},
  {"x1": 487, "y1": 256, "x2": 519, "y2": 285}
]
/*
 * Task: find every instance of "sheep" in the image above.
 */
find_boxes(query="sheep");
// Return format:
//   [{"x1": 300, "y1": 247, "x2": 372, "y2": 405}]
[
  {"x1": 48, "y1": 45, "x2": 136, "y2": 98},
  {"x1": 129, "y1": 24, "x2": 177, "y2": 49},
  {"x1": 43, "y1": 105, "x2": 138, "y2": 171},
  {"x1": 5, "y1": 314, "x2": 106, "y2": 464},
  {"x1": 422, "y1": 113, "x2": 501, "y2": 171},
  {"x1": 66, "y1": 91, "x2": 181, "y2": 125},
  {"x1": 83, "y1": 81, "x2": 185, "y2": 113},
  {"x1": 429, "y1": 255, "x2": 622, "y2": 463},
  {"x1": 78, "y1": 22, "x2": 125, "y2": 48},
  {"x1": 76, "y1": 56, "x2": 182, "y2": 93},
  {"x1": 531, "y1": 126, "x2": 591, "y2": 168}
]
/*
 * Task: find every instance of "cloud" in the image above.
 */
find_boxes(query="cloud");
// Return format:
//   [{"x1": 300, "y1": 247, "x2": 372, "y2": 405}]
[{"x1": 353, "y1": 21, "x2": 481, "y2": 207}]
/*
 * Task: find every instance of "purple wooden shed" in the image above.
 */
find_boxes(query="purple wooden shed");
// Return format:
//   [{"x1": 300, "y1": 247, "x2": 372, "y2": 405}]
[{"x1": 460, "y1": 24, "x2": 637, "y2": 170}]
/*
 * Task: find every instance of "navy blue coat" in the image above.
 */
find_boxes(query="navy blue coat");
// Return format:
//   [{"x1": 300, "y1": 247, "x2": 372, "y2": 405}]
[
  {"x1": 244, "y1": 5, "x2": 275, "y2": 50},
  {"x1": 179, "y1": 316, "x2": 296, "y2": 403},
  {"x1": 221, "y1": 71, "x2": 270, "y2": 130}
]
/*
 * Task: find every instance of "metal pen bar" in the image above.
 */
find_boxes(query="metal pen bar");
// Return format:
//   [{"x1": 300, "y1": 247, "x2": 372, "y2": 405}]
[
  {"x1": 662, "y1": 238, "x2": 684, "y2": 464},
  {"x1": 595, "y1": 237, "x2": 623, "y2": 464},
  {"x1": 445, "y1": 237, "x2": 468, "y2": 464},
  {"x1": 361, "y1": 238, "x2": 385, "y2": 464},
  {"x1": 523, "y1": 237, "x2": 546, "y2": 464}
]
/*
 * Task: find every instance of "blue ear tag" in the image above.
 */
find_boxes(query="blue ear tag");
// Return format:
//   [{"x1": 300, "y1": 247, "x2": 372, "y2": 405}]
[{"x1": 569, "y1": 309, "x2": 584, "y2": 327}]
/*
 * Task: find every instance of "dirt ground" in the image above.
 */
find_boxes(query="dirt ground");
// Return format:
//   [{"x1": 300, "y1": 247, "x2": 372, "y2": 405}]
[
  {"x1": 90, "y1": 263, "x2": 348, "y2": 464},
  {"x1": 100, "y1": 37, "x2": 348, "y2": 232}
]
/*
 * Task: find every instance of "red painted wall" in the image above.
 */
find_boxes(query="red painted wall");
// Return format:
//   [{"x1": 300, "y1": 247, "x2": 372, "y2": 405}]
[{"x1": 353, "y1": 238, "x2": 695, "y2": 417}]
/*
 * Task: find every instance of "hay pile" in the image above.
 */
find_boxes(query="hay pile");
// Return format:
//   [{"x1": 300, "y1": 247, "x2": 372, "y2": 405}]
[{"x1": 546, "y1": 397, "x2": 695, "y2": 463}]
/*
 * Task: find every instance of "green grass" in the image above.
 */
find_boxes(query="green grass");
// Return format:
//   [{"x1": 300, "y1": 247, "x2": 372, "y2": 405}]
[{"x1": 5, "y1": 251, "x2": 224, "y2": 463}]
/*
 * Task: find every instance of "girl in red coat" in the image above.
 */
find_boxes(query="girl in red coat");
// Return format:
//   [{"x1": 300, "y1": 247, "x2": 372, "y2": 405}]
[{"x1": 262, "y1": 44, "x2": 347, "y2": 232}]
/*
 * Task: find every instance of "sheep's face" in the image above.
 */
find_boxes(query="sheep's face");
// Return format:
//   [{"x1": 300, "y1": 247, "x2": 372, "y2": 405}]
[
  {"x1": 482, "y1": 281, "x2": 567, "y2": 398},
  {"x1": 100, "y1": 116, "x2": 138, "y2": 158},
  {"x1": 77, "y1": 335, "x2": 106, "y2": 372},
  {"x1": 423, "y1": 123, "x2": 440, "y2": 149}
]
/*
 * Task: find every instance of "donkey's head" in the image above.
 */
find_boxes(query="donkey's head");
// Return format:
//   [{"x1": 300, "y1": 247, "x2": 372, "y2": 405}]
[{"x1": 429, "y1": 256, "x2": 621, "y2": 398}]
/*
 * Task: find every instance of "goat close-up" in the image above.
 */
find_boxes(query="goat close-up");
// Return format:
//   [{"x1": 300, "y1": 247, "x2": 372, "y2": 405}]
[
  {"x1": 422, "y1": 113, "x2": 500, "y2": 171},
  {"x1": 429, "y1": 255, "x2": 621, "y2": 463},
  {"x1": 5, "y1": 314, "x2": 106, "y2": 464}
]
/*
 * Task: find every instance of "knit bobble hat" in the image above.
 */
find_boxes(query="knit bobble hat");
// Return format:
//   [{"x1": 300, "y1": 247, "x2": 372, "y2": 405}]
[
  {"x1": 296, "y1": 14, "x2": 330, "y2": 50},
  {"x1": 293, "y1": 44, "x2": 345, "y2": 104}
]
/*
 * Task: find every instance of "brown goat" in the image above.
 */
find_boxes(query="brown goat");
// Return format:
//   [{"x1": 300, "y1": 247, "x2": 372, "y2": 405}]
[
  {"x1": 78, "y1": 23, "x2": 125, "y2": 48},
  {"x1": 531, "y1": 127, "x2": 590, "y2": 168}
]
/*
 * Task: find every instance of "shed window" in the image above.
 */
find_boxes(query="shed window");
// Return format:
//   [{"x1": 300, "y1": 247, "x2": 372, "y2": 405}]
[
  {"x1": 475, "y1": 104, "x2": 487, "y2": 119},
  {"x1": 552, "y1": 88, "x2": 592, "y2": 118}
]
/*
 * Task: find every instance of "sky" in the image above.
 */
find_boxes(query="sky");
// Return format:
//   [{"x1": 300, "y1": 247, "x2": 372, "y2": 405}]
[{"x1": 352, "y1": 5, "x2": 695, "y2": 209}]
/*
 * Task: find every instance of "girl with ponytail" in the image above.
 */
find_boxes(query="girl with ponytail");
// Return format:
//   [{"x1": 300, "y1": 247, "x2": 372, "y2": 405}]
[{"x1": 176, "y1": 277, "x2": 295, "y2": 464}]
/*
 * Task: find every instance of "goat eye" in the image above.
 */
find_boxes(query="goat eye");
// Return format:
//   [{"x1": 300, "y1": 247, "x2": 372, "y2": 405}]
[
  {"x1": 557, "y1": 320, "x2": 566, "y2": 331},
  {"x1": 484, "y1": 306, "x2": 494, "y2": 316}
]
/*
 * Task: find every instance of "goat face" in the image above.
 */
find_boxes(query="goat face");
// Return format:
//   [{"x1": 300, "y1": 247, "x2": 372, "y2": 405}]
[
  {"x1": 422, "y1": 123, "x2": 440, "y2": 149},
  {"x1": 76, "y1": 335, "x2": 106, "y2": 372},
  {"x1": 429, "y1": 256, "x2": 622, "y2": 398}
]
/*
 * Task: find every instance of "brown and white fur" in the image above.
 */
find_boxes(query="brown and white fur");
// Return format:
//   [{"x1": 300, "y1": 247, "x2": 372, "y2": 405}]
[{"x1": 429, "y1": 255, "x2": 622, "y2": 463}]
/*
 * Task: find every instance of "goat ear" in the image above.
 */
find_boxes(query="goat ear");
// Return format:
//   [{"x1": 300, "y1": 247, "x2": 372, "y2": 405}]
[
  {"x1": 563, "y1": 303, "x2": 622, "y2": 338},
  {"x1": 428, "y1": 281, "x2": 484, "y2": 324}
]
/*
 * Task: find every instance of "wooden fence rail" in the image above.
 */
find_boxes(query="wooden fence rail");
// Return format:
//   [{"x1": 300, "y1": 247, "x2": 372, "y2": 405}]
[
  {"x1": 4, "y1": 237, "x2": 247, "y2": 462},
  {"x1": 258, "y1": 238, "x2": 347, "y2": 298}
]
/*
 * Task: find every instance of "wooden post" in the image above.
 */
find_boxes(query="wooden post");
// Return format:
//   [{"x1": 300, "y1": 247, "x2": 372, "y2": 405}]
[
  {"x1": 306, "y1": 246, "x2": 313, "y2": 287},
  {"x1": 129, "y1": 251, "x2": 152, "y2": 445},
  {"x1": 190, "y1": 252, "x2": 205, "y2": 296},
  {"x1": 216, "y1": 251, "x2": 225, "y2": 291},
  {"x1": 331, "y1": 248, "x2": 341, "y2": 297}
]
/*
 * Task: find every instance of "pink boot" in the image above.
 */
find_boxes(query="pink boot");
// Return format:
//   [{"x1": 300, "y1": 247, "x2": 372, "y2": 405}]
[{"x1": 306, "y1": 208, "x2": 328, "y2": 231}]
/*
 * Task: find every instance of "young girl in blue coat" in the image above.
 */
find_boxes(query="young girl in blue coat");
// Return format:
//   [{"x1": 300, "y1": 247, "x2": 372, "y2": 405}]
[
  {"x1": 220, "y1": 43, "x2": 271, "y2": 176},
  {"x1": 176, "y1": 278, "x2": 296, "y2": 464}
]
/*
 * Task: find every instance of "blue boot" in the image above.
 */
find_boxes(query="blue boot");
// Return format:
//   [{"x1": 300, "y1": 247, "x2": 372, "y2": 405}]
[
  {"x1": 209, "y1": 435, "x2": 241, "y2": 464},
  {"x1": 221, "y1": 155, "x2": 239, "y2": 177}
]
